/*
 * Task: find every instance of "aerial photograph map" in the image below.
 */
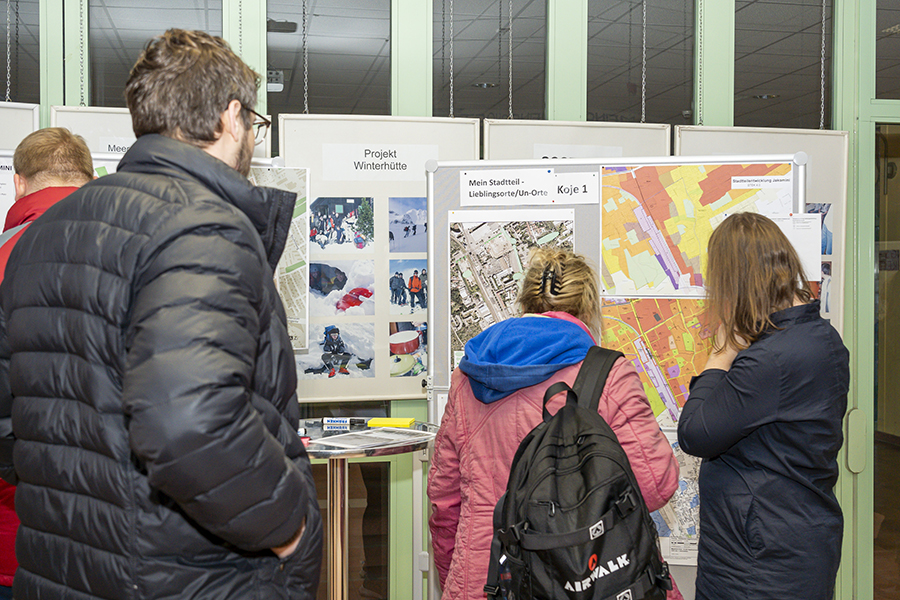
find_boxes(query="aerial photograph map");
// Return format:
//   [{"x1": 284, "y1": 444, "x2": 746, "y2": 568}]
[{"x1": 449, "y1": 218, "x2": 573, "y2": 357}]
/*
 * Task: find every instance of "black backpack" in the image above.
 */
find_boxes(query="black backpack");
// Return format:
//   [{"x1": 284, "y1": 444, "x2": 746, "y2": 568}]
[{"x1": 484, "y1": 346, "x2": 672, "y2": 600}]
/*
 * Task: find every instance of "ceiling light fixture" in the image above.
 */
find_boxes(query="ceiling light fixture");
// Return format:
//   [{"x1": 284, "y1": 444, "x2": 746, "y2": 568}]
[
  {"x1": 473, "y1": 82, "x2": 497, "y2": 88},
  {"x1": 753, "y1": 94, "x2": 780, "y2": 100}
]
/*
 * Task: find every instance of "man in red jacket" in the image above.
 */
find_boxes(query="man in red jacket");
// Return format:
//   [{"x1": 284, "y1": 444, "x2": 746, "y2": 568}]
[{"x1": 0, "y1": 127, "x2": 93, "y2": 599}]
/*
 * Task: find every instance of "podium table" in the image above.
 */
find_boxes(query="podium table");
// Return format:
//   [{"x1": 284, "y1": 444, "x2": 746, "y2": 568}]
[{"x1": 306, "y1": 422, "x2": 437, "y2": 600}]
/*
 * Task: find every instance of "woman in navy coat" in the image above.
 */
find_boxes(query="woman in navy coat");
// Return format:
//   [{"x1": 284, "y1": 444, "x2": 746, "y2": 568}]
[{"x1": 677, "y1": 212, "x2": 849, "y2": 600}]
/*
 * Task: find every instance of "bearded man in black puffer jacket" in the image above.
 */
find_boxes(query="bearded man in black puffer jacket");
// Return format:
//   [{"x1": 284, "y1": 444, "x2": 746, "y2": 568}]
[{"x1": 0, "y1": 29, "x2": 322, "y2": 600}]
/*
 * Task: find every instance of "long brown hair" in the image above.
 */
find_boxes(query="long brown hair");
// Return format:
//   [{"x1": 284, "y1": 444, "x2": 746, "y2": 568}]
[
  {"x1": 517, "y1": 247, "x2": 600, "y2": 334},
  {"x1": 706, "y1": 212, "x2": 812, "y2": 350}
]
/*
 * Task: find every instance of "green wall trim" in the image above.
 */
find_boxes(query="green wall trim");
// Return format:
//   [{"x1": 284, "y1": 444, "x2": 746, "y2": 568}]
[
  {"x1": 864, "y1": 100, "x2": 900, "y2": 121},
  {"x1": 546, "y1": 0, "x2": 588, "y2": 121},
  {"x1": 830, "y1": 0, "x2": 886, "y2": 597},
  {"x1": 391, "y1": 0, "x2": 433, "y2": 117},
  {"x1": 693, "y1": 0, "x2": 734, "y2": 126},
  {"x1": 40, "y1": 0, "x2": 65, "y2": 126}
]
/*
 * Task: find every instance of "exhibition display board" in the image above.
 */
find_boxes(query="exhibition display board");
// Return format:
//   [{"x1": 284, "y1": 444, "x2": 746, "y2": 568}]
[
  {"x1": 50, "y1": 105, "x2": 272, "y2": 158},
  {"x1": 280, "y1": 114, "x2": 480, "y2": 402},
  {"x1": 51, "y1": 106, "x2": 136, "y2": 155},
  {"x1": 0, "y1": 101, "x2": 40, "y2": 150},
  {"x1": 427, "y1": 153, "x2": 812, "y2": 565},
  {"x1": 0, "y1": 102, "x2": 41, "y2": 219},
  {"x1": 484, "y1": 119, "x2": 670, "y2": 159},
  {"x1": 676, "y1": 125, "x2": 848, "y2": 332}
]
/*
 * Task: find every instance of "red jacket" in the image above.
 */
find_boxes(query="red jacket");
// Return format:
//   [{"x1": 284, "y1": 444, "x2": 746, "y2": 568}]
[
  {"x1": 428, "y1": 313, "x2": 681, "y2": 600},
  {"x1": 0, "y1": 185, "x2": 78, "y2": 586}
]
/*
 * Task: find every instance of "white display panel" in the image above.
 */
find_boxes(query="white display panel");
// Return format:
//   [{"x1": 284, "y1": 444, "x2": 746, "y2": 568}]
[
  {"x1": 0, "y1": 101, "x2": 40, "y2": 151},
  {"x1": 484, "y1": 119, "x2": 670, "y2": 160},
  {"x1": 51, "y1": 106, "x2": 272, "y2": 158},
  {"x1": 280, "y1": 114, "x2": 480, "y2": 402},
  {"x1": 675, "y1": 125, "x2": 848, "y2": 333}
]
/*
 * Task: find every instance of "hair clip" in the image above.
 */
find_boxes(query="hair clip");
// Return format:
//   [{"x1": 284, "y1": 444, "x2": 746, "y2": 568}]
[{"x1": 541, "y1": 267, "x2": 563, "y2": 296}]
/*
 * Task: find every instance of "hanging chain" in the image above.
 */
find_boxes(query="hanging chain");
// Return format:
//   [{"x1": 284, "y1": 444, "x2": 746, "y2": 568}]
[
  {"x1": 441, "y1": 0, "x2": 445, "y2": 110},
  {"x1": 303, "y1": 0, "x2": 309, "y2": 114},
  {"x1": 498, "y1": 0, "x2": 502, "y2": 84},
  {"x1": 697, "y1": 0, "x2": 703, "y2": 125},
  {"x1": 819, "y1": 0, "x2": 827, "y2": 129},
  {"x1": 507, "y1": 0, "x2": 512, "y2": 119},
  {"x1": 449, "y1": 0, "x2": 454, "y2": 118},
  {"x1": 79, "y1": 0, "x2": 85, "y2": 105},
  {"x1": 6, "y1": 0, "x2": 12, "y2": 101},
  {"x1": 238, "y1": 0, "x2": 243, "y2": 56},
  {"x1": 13, "y1": 0, "x2": 18, "y2": 98},
  {"x1": 641, "y1": 0, "x2": 647, "y2": 123}
]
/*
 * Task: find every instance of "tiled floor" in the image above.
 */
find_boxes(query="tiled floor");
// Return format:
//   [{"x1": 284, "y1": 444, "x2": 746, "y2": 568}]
[{"x1": 875, "y1": 436, "x2": 900, "y2": 600}]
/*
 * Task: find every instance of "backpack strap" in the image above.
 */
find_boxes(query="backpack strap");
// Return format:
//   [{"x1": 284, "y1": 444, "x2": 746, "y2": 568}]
[
  {"x1": 572, "y1": 346, "x2": 624, "y2": 414},
  {"x1": 483, "y1": 498, "x2": 508, "y2": 599},
  {"x1": 514, "y1": 487, "x2": 639, "y2": 551}
]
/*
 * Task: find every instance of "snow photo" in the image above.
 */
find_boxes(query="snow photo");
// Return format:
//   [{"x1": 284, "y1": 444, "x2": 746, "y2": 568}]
[
  {"x1": 309, "y1": 260, "x2": 375, "y2": 317},
  {"x1": 297, "y1": 322, "x2": 376, "y2": 379},
  {"x1": 388, "y1": 197, "x2": 427, "y2": 253}
]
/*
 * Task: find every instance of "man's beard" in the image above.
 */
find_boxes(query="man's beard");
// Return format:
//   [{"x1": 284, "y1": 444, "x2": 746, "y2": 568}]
[{"x1": 235, "y1": 127, "x2": 254, "y2": 177}]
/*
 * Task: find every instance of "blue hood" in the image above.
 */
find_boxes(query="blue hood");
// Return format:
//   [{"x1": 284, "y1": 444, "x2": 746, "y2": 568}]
[{"x1": 458, "y1": 315, "x2": 594, "y2": 403}]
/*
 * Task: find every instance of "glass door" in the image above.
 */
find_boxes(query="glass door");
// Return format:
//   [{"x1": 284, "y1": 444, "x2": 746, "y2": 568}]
[{"x1": 875, "y1": 123, "x2": 900, "y2": 599}]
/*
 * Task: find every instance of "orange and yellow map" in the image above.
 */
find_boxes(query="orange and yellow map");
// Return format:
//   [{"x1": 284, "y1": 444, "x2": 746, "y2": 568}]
[
  {"x1": 601, "y1": 297, "x2": 714, "y2": 427},
  {"x1": 601, "y1": 163, "x2": 794, "y2": 296}
]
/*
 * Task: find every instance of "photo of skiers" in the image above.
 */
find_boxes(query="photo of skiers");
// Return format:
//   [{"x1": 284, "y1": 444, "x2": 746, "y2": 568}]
[
  {"x1": 389, "y1": 321, "x2": 427, "y2": 378},
  {"x1": 309, "y1": 196, "x2": 374, "y2": 253},
  {"x1": 388, "y1": 197, "x2": 427, "y2": 253},
  {"x1": 309, "y1": 260, "x2": 375, "y2": 317},
  {"x1": 297, "y1": 323, "x2": 376, "y2": 379},
  {"x1": 389, "y1": 259, "x2": 427, "y2": 316}
]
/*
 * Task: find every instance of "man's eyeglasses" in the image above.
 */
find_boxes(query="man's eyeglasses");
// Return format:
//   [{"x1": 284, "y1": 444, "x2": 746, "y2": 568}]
[{"x1": 245, "y1": 107, "x2": 271, "y2": 146}]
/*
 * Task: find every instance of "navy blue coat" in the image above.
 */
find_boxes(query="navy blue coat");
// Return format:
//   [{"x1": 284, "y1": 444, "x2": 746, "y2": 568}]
[{"x1": 677, "y1": 301, "x2": 849, "y2": 600}]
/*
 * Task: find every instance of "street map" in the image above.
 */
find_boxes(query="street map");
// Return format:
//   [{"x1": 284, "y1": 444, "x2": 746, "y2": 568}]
[
  {"x1": 601, "y1": 163, "x2": 794, "y2": 296},
  {"x1": 249, "y1": 167, "x2": 310, "y2": 350},
  {"x1": 601, "y1": 297, "x2": 713, "y2": 427}
]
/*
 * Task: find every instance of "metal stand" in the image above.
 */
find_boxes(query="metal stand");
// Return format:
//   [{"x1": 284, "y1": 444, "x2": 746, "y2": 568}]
[{"x1": 327, "y1": 457, "x2": 348, "y2": 600}]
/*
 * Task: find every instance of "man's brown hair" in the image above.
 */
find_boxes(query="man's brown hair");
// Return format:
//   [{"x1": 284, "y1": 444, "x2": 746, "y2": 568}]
[
  {"x1": 705, "y1": 212, "x2": 813, "y2": 351},
  {"x1": 14, "y1": 127, "x2": 93, "y2": 187},
  {"x1": 124, "y1": 29, "x2": 260, "y2": 146}
]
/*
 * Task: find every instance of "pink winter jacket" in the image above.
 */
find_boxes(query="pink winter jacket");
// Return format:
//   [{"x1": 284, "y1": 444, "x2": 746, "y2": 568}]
[{"x1": 428, "y1": 323, "x2": 681, "y2": 600}]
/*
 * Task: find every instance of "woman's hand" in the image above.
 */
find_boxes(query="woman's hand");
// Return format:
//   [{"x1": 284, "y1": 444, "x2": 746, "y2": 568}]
[{"x1": 703, "y1": 324, "x2": 743, "y2": 372}]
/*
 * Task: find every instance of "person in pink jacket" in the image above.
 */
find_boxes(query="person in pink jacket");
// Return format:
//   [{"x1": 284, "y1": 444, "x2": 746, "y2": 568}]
[{"x1": 428, "y1": 248, "x2": 682, "y2": 600}]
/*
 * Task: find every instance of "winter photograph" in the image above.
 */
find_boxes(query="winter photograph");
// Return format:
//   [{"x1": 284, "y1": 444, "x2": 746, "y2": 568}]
[
  {"x1": 388, "y1": 321, "x2": 427, "y2": 378},
  {"x1": 297, "y1": 322, "x2": 376, "y2": 379},
  {"x1": 309, "y1": 260, "x2": 375, "y2": 317},
  {"x1": 310, "y1": 197, "x2": 374, "y2": 253},
  {"x1": 388, "y1": 197, "x2": 427, "y2": 253},
  {"x1": 389, "y1": 258, "x2": 428, "y2": 317}
]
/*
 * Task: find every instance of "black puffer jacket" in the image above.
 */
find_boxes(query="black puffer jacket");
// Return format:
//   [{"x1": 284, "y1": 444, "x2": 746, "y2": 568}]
[{"x1": 0, "y1": 134, "x2": 322, "y2": 600}]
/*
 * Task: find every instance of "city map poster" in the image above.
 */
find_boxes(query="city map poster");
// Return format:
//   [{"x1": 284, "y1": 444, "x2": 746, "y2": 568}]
[
  {"x1": 652, "y1": 428, "x2": 701, "y2": 565},
  {"x1": 249, "y1": 167, "x2": 309, "y2": 351},
  {"x1": 448, "y1": 209, "x2": 574, "y2": 366},
  {"x1": 600, "y1": 297, "x2": 713, "y2": 427},
  {"x1": 601, "y1": 162, "x2": 794, "y2": 297}
]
